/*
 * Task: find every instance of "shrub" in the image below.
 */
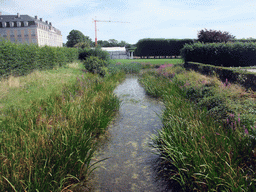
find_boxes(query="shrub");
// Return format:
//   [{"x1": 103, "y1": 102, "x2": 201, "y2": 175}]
[
  {"x1": 83, "y1": 56, "x2": 107, "y2": 76},
  {"x1": 79, "y1": 48, "x2": 110, "y2": 61}
]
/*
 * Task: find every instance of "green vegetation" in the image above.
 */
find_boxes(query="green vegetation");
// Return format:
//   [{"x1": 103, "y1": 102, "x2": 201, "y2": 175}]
[
  {"x1": 78, "y1": 47, "x2": 110, "y2": 61},
  {"x1": 83, "y1": 56, "x2": 108, "y2": 77},
  {"x1": 0, "y1": 39, "x2": 78, "y2": 77},
  {"x1": 112, "y1": 58, "x2": 183, "y2": 67},
  {"x1": 0, "y1": 61, "x2": 125, "y2": 191},
  {"x1": 0, "y1": 62, "x2": 84, "y2": 112},
  {"x1": 184, "y1": 62, "x2": 256, "y2": 91},
  {"x1": 197, "y1": 28, "x2": 235, "y2": 43},
  {"x1": 181, "y1": 42, "x2": 256, "y2": 67},
  {"x1": 66, "y1": 29, "x2": 93, "y2": 48},
  {"x1": 139, "y1": 64, "x2": 256, "y2": 191},
  {"x1": 135, "y1": 38, "x2": 194, "y2": 57}
]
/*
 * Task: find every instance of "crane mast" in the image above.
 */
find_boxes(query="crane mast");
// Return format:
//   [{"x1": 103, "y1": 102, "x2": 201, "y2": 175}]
[{"x1": 93, "y1": 17, "x2": 130, "y2": 46}]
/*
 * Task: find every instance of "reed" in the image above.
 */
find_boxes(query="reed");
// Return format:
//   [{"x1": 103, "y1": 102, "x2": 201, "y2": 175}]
[
  {"x1": 139, "y1": 69, "x2": 256, "y2": 191},
  {"x1": 0, "y1": 65, "x2": 125, "y2": 191}
]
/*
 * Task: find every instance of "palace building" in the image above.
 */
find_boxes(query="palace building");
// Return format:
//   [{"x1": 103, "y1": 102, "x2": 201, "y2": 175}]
[{"x1": 0, "y1": 12, "x2": 62, "y2": 47}]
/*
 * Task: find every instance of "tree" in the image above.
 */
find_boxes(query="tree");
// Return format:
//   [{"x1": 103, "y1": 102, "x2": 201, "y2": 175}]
[
  {"x1": 108, "y1": 39, "x2": 119, "y2": 47},
  {"x1": 197, "y1": 28, "x2": 235, "y2": 43},
  {"x1": 74, "y1": 41, "x2": 91, "y2": 49},
  {"x1": 118, "y1": 40, "x2": 128, "y2": 47},
  {"x1": 66, "y1": 30, "x2": 92, "y2": 47}
]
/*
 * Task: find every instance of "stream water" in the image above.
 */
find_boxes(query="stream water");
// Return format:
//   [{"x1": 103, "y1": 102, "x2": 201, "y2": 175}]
[{"x1": 90, "y1": 74, "x2": 172, "y2": 192}]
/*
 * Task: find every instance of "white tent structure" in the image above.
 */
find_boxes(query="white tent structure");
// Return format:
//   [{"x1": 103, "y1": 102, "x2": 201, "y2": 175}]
[{"x1": 101, "y1": 47, "x2": 134, "y2": 59}]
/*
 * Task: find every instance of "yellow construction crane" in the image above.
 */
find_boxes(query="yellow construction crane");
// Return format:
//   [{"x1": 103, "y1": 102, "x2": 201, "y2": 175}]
[{"x1": 92, "y1": 17, "x2": 130, "y2": 46}]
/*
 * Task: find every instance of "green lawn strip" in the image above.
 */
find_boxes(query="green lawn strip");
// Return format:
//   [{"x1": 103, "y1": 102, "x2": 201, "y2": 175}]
[
  {"x1": 111, "y1": 58, "x2": 183, "y2": 67},
  {"x1": 139, "y1": 70, "x2": 256, "y2": 191},
  {"x1": 0, "y1": 63, "x2": 125, "y2": 191}
]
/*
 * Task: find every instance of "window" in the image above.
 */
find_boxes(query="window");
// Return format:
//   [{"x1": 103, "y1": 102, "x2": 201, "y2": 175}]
[
  {"x1": 17, "y1": 22, "x2": 21, "y2": 27},
  {"x1": 10, "y1": 22, "x2": 14, "y2": 27},
  {"x1": 10, "y1": 30, "x2": 15, "y2": 37},
  {"x1": 31, "y1": 29, "x2": 36, "y2": 36},
  {"x1": 24, "y1": 21, "x2": 28, "y2": 27},
  {"x1": 32, "y1": 39, "x2": 37, "y2": 44},
  {"x1": 24, "y1": 29, "x2": 29, "y2": 37},
  {"x1": 2, "y1": 30, "x2": 7, "y2": 37},
  {"x1": 17, "y1": 30, "x2": 22, "y2": 37},
  {"x1": 2, "y1": 22, "x2": 6, "y2": 28}
]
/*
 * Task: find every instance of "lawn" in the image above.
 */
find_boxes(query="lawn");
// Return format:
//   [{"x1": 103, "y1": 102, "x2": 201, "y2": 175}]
[{"x1": 111, "y1": 58, "x2": 183, "y2": 66}]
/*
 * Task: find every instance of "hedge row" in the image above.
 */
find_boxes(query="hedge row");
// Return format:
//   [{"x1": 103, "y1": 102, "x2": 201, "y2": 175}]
[
  {"x1": 0, "y1": 40, "x2": 79, "y2": 77},
  {"x1": 184, "y1": 62, "x2": 256, "y2": 91},
  {"x1": 135, "y1": 38, "x2": 194, "y2": 57},
  {"x1": 181, "y1": 42, "x2": 256, "y2": 67}
]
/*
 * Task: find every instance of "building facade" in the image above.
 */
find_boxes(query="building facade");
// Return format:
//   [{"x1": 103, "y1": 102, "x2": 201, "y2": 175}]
[
  {"x1": 101, "y1": 47, "x2": 134, "y2": 59},
  {"x1": 0, "y1": 13, "x2": 62, "y2": 47}
]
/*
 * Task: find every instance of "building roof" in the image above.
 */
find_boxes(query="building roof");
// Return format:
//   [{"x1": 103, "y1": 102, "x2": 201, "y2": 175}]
[
  {"x1": 0, "y1": 14, "x2": 34, "y2": 22},
  {"x1": 101, "y1": 47, "x2": 127, "y2": 52},
  {"x1": 0, "y1": 13, "x2": 61, "y2": 34}
]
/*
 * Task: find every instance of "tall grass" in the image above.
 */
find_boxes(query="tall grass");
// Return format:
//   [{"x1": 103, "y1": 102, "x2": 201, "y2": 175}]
[
  {"x1": 0, "y1": 68, "x2": 125, "y2": 191},
  {"x1": 0, "y1": 62, "x2": 85, "y2": 112},
  {"x1": 139, "y1": 70, "x2": 256, "y2": 191}
]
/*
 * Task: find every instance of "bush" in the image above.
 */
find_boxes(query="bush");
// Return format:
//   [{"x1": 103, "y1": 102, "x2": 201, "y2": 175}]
[
  {"x1": 83, "y1": 56, "x2": 107, "y2": 76},
  {"x1": 79, "y1": 48, "x2": 110, "y2": 61}
]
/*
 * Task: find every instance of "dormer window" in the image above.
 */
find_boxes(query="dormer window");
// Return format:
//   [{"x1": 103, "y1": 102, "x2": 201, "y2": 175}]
[
  {"x1": 2, "y1": 22, "x2": 6, "y2": 27},
  {"x1": 10, "y1": 22, "x2": 14, "y2": 27},
  {"x1": 17, "y1": 22, "x2": 21, "y2": 27},
  {"x1": 24, "y1": 21, "x2": 28, "y2": 26}
]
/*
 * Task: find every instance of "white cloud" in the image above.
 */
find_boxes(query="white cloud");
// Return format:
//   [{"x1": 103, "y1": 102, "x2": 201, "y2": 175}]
[{"x1": 1, "y1": 0, "x2": 255, "y2": 44}]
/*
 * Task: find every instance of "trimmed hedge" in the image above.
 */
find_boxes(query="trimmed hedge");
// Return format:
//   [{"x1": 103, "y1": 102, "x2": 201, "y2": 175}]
[
  {"x1": 134, "y1": 38, "x2": 194, "y2": 57},
  {"x1": 0, "y1": 39, "x2": 79, "y2": 77},
  {"x1": 184, "y1": 62, "x2": 256, "y2": 91},
  {"x1": 181, "y1": 42, "x2": 256, "y2": 67}
]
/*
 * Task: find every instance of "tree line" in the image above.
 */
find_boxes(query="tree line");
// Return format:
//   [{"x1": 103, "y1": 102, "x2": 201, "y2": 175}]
[{"x1": 64, "y1": 29, "x2": 133, "y2": 48}]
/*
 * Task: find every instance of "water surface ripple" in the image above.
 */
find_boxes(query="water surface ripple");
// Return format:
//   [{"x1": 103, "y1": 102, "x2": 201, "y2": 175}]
[{"x1": 91, "y1": 74, "x2": 171, "y2": 192}]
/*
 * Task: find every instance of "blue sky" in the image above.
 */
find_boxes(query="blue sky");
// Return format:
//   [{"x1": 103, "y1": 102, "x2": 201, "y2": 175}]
[{"x1": 1, "y1": 0, "x2": 255, "y2": 44}]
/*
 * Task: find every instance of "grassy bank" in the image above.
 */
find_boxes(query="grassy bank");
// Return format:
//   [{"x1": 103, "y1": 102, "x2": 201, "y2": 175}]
[
  {"x1": 0, "y1": 62, "x2": 85, "y2": 112},
  {"x1": 0, "y1": 62, "x2": 125, "y2": 191},
  {"x1": 139, "y1": 65, "x2": 256, "y2": 191}
]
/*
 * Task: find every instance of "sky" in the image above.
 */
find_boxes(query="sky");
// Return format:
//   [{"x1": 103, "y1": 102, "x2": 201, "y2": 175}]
[{"x1": 0, "y1": 0, "x2": 255, "y2": 44}]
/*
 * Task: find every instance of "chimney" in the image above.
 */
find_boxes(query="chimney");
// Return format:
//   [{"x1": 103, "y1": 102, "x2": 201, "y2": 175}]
[
  {"x1": 35, "y1": 16, "x2": 38, "y2": 20},
  {"x1": 40, "y1": 18, "x2": 43, "y2": 21},
  {"x1": 0, "y1": 12, "x2": 2, "y2": 16},
  {"x1": 46, "y1": 20, "x2": 48, "y2": 24},
  {"x1": 49, "y1": 22, "x2": 52, "y2": 26},
  {"x1": 17, "y1": 13, "x2": 20, "y2": 18}
]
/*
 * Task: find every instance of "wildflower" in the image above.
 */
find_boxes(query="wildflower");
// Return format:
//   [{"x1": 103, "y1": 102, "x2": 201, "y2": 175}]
[
  {"x1": 225, "y1": 78, "x2": 228, "y2": 85},
  {"x1": 230, "y1": 113, "x2": 234, "y2": 118},
  {"x1": 216, "y1": 132, "x2": 220, "y2": 135},
  {"x1": 227, "y1": 118, "x2": 229, "y2": 124},
  {"x1": 202, "y1": 136, "x2": 205, "y2": 139},
  {"x1": 202, "y1": 80, "x2": 207, "y2": 85},
  {"x1": 245, "y1": 129, "x2": 249, "y2": 134},
  {"x1": 238, "y1": 118, "x2": 240, "y2": 123}
]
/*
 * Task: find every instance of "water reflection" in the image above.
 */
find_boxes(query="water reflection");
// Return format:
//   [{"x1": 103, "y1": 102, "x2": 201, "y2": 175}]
[{"x1": 91, "y1": 75, "x2": 174, "y2": 192}]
